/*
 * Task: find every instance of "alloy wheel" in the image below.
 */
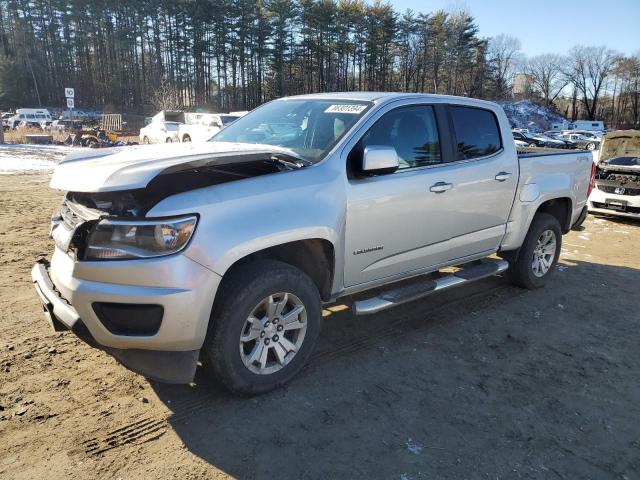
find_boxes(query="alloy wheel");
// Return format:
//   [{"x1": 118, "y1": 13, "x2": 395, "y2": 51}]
[
  {"x1": 531, "y1": 229, "x2": 556, "y2": 277},
  {"x1": 239, "y1": 292, "x2": 307, "y2": 375}
]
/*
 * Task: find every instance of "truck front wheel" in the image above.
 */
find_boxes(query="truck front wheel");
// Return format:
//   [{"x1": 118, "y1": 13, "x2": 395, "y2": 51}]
[
  {"x1": 203, "y1": 260, "x2": 322, "y2": 395},
  {"x1": 506, "y1": 213, "x2": 562, "y2": 289}
]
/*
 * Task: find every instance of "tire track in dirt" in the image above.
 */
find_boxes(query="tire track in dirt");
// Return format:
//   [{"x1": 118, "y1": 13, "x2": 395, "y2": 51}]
[{"x1": 79, "y1": 279, "x2": 514, "y2": 457}]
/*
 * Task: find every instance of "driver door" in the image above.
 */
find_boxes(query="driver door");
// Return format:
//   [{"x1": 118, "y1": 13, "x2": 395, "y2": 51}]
[{"x1": 344, "y1": 104, "x2": 454, "y2": 287}]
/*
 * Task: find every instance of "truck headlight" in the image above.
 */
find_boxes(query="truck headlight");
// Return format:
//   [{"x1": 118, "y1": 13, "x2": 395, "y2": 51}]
[{"x1": 85, "y1": 215, "x2": 197, "y2": 260}]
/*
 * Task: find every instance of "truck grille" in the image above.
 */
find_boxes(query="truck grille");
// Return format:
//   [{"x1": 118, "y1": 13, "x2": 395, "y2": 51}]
[{"x1": 596, "y1": 185, "x2": 640, "y2": 196}]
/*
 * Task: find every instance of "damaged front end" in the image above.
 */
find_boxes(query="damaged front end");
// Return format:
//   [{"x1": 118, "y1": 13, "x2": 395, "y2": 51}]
[
  {"x1": 51, "y1": 150, "x2": 305, "y2": 259},
  {"x1": 590, "y1": 130, "x2": 640, "y2": 216}
]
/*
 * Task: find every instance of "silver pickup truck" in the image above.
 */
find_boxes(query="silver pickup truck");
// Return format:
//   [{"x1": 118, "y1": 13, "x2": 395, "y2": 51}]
[{"x1": 32, "y1": 93, "x2": 595, "y2": 395}]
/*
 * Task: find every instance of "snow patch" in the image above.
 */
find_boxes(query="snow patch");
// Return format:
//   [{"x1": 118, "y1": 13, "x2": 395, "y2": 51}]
[
  {"x1": 498, "y1": 100, "x2": 566, "y2": 131},
  {"x1": 0, "y1": 144, "x2": 74, "y2": 174}
]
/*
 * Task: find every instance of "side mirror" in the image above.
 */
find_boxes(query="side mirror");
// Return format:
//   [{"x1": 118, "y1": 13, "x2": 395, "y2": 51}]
[
  {"x1": 210, "y1": 121, "x2": 221, "y2": 128},
  {"x1": 361, "y1": 145, "x2": 399, "y2": 174}
]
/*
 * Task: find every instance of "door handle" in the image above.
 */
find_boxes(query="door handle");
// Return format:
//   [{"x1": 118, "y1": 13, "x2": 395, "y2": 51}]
[
  {"x1": 429, "y1": 182, "x2": 453, "y2": 193},
  {"x1": 494, "y1": 172, "x2": 512, "y2": 182}
]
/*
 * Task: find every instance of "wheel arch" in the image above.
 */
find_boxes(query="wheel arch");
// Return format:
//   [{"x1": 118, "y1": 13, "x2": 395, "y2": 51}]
[
  {"x1": 218, "y1": 238, "x2": 336, "y2": 302},
  {"x1": 499, "y1": 196, "x2": 572, "y2": 263},
  {"x1": 535, "y1": 197, "x2": 573, "y2": 234}
]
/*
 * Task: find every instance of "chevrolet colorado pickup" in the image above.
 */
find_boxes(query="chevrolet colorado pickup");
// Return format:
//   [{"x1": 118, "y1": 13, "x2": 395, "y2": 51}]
[{"x1": 32, "y1": 93, "x2": 595, "y2": 395}]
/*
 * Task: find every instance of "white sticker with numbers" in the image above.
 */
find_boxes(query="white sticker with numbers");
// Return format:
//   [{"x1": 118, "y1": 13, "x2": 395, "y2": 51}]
[{"x1": 324, "y1": 104, "x2": 367, "y2": 114}]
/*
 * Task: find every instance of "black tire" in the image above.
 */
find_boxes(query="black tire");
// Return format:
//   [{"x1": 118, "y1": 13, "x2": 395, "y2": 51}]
[
  {"x1": 586, "y1": 142, "x2": 595, "y2": 151},
  {"x1": 182, "y1": 135, "x2": 191, "y2": 142},
  {"x1": 143, "y1": 136, "x2": 149, "y2": 144},
  {"x1": 203, "y1": 259, "x2": 322, "y2": 396},
  {"x1": 528, "y1": 142, "x2": 537, "y2": 148},
  {"x1": 166, "y1": 137, "x2": 173, "y2": 143},
  {"x1": 506, "y1": 213, "x2": 562, "y2": 289}
]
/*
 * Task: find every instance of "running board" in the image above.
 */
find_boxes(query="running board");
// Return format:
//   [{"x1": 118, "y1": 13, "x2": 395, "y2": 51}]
[{"x1": 353, "y1": 259, "x2": 509, "y2": 316}]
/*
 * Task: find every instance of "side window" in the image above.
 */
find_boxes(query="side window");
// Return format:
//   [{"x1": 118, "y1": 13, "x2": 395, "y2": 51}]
[
  {"x1": 358, "y1": 105, "x2": 441, "y2": 169},
  {"x1": 451, "y1": 106, "x2": 502, "y2": 160}
]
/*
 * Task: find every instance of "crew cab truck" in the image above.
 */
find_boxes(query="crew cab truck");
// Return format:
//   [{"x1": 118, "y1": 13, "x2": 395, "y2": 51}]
[{"x1": 32, "y1": 93, "x2": 594, "y2": 395}]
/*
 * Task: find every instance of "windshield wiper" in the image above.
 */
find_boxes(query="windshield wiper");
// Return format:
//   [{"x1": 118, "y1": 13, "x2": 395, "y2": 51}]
[{"x1": 269, "y1": 155, "x2": 312, "y2": 169}]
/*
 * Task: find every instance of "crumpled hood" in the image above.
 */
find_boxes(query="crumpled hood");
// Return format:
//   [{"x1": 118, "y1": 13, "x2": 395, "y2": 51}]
[
  {"x1": 599, "y1": 130, "x2": 640, "y2": 164},
  {"x1": 50, "y1": 142, "x2": 300, "y2": 192}
]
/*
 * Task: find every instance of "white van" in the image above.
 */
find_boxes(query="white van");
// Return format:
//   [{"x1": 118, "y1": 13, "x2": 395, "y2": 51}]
[{"x1": 9, "y1": 108, "x2": 53, "y2": 129}]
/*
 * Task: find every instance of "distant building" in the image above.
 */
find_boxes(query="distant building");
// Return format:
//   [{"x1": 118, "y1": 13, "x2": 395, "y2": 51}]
[
  {"x1": 550, "y1": 120, "x2": 605, "y2": 131},
  {"x1": 512, "y1": 74, "x2": 533, "y2": 96}
]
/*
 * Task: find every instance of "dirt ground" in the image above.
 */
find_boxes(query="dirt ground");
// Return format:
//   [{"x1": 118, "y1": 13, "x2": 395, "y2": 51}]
[{"x1": 0, "y1": 170, "x2": 639, "y2": 480}]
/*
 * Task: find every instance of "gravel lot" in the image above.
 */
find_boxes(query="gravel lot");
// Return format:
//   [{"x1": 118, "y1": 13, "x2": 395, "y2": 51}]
[{"x1": 0, "y1": 164, "x2": 638, "y2": 479}]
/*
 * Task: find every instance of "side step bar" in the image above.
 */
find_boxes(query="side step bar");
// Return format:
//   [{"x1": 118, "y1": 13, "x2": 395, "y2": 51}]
[{"x1": 353, "y1": 259, "x2": 509, "y2": 316}]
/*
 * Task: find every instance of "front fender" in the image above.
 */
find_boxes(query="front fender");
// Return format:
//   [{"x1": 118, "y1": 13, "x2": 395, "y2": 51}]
[{"x1": 147, "y1": 164, "x2": 345, "y2": 277}]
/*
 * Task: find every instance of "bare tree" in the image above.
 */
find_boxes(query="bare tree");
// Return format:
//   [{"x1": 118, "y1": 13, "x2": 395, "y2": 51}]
[
  {"x1": 149, "y1": 79, "x2": 181, "y2": 111},
  {"x1": 526, "y1": 54, "x2": 568, "y2": 106},
  {"x1": 487, "y1": 34, "x2": 522, "y2": 98},
  {"x1": 566, "y1": 46, "x2": 617, "y2": 120}
]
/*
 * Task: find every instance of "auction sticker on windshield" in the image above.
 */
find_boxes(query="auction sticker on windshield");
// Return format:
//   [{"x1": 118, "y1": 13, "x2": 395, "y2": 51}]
[{"x1": 325, "y1": 104, "x2": 367, "y2": 114}]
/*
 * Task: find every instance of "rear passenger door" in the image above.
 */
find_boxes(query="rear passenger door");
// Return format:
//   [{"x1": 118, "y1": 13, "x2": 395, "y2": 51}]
[{"x1": 437, "y1": 105, "x2": 517, "y2": 261}]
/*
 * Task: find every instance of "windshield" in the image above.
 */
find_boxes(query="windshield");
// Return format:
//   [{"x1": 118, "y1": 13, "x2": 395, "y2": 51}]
[{"x1": 211, "y1": 99, "x2": 372, "y2": 161}]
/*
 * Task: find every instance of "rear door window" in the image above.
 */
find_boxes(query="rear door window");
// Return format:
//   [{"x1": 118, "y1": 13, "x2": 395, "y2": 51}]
[{"x1": 451, "y1": 106, "x2": 502, "y2": 160}]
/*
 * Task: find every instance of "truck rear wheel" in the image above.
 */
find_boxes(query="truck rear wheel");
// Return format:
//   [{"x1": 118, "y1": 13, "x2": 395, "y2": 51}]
[
  {"x1": 203, "y1": 260, "x2": 322, "y2": 395},
  {"x1": 506, "y1": 213, "x2": 562, "y2": 289}
]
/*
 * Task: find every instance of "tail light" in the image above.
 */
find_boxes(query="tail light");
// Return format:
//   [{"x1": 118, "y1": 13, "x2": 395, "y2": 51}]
[{"x1": 587, "y1": 162, "x2": 596, "y2": 197}]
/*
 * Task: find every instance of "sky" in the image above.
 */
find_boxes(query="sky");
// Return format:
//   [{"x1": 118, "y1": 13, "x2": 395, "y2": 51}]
[{"x1": 387, "y1": 0, "x2": 640, "y2": 57}]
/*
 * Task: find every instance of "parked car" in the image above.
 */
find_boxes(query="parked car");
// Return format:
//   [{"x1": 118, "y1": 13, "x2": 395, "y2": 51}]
[
  {"x1": 559, "y1": 133, "x2": 600, "y2": 151},
  {"x1": 588, "y1": 130, "x2": 640, "y2": 219},
  {"x1": 512, "y1": 130, "x2": 550, "y2": 147},
  {"x1": 544, "y1": 131, "x2": 578, "y2": 149},
  {"x1": 139, "y1": 120, "x2": 181, "y2": 144},
  {"x1": 537, "y1": 134, "x2": 567, "y2": 149},
  {"x1": 33, "y1": 93, "x2": 593, "y2": 395},
  {"x1": 179, "y1": 113, "x2": 240, "y2": 142},
  {"x1": 514, "y1": 139, "x2": 528, "y2": 148},
  {"x1": 570, "y1": 130, "x2": 603, "y2": 140},
  {"x1": 2, "y1": 112, "x2": 13, "y2": 131}
]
